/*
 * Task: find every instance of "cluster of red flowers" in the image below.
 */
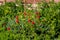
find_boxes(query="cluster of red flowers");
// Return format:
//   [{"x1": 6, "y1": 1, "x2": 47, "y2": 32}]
[
  {"x1": 23, "y1": 11, "x2": 41, "y2": 25},
  {"x1": 15, "y1": 11, "x2": 40, "y2": 25},
  {"x1": 16, "y1": 16, "x2": 19, "y2": 23},
  {"x1": 6, "y1": 11, "x2": 40, "y2": 31}
]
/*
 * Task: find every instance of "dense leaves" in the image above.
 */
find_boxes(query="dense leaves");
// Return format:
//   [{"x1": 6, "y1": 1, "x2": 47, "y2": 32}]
[{"x1": 0, "y1": 1, "x2": 60, "y2": 40}]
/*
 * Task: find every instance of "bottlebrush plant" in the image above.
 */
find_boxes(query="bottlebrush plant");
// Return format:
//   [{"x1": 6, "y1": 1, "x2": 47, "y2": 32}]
[{"x1": 0, "y1": 1, "x2": 60, "y2": 40}]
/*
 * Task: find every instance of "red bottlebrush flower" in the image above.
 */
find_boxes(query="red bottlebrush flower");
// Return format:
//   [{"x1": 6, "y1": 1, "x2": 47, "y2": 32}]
[
  {"x1": 16, "y1": 16, "x2": 19, "y2": 23},
  {"x1": 24, "y1": 12, "x2": 27, "y2": 15},
  {"x1": 28, "y1": 19, "x2": 31, "y2": 23},
  {"x1": 7, "y1": 27, "x2": 10, "y2": 31},
  {"x1": 32, "y1": 21, "x2": 35, "y2": 25},
  {"x1": 37, "y1": 16, "x2": 40, "y2": 18},
  {"x1": 16, "y1": 16, "x2": 18, "y2": 19},
  {"x1": 16, "y1": 19, "x2": 19, "y2": 23},
  {"x1": 36, "y1": 12, "x2": 40, "y2": 15}
]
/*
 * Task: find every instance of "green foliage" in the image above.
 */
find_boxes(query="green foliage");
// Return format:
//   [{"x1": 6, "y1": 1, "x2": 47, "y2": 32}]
[{"x1": 0, "y1": 1, "x2": 60, "y2": 40}]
